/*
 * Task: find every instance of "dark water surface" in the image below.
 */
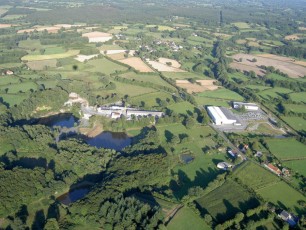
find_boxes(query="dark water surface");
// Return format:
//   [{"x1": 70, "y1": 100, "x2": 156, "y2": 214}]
[
  {"x1": 85, "y1": 131, "x2": 132, "y2": 151},
  {"x1": 57, "y1": 187, "x2": 90, "y2": 205},
  {"x1": 37, "y1": 113, "x2": 78, "y2": 128}
]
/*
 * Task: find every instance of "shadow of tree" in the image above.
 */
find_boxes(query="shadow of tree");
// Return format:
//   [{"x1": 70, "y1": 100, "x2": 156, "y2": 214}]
[{"x1": 31, "y1": 210, "x2": 45, "y2": 230}]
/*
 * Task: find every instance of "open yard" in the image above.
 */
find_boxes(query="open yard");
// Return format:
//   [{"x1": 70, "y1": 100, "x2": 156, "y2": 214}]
[
  {"x1": 197, "y1": 88, "x2": 244, "y2": 101},
  {"x1": 167, "y1": 207, "x2": 210, "y2": 230},
  {"x1": 266, "y1": 138, "x2": 306, "y2": 160},
  {"x1": 196, "y1": 180, "x2": 260, "y2": 222},
  {"x1": 119, "y1": 57, "x2": 154, "y2": 72},
  {"x1": 230, "y1": 53, "x2": 306, "y2": 78}
]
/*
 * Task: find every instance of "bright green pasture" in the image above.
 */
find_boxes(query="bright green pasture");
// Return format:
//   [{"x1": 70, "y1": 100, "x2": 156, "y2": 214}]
[
  {"x1": 0, "y1": 76, "x2": 20, "y2": 85},
  {"x1": 257, "y1": 181, "x2": 306, "y2": 214},
  {"x1": 289, "y1": 92, "x2": 306, "y2": 103},
  {"x1": 167, "y1": 101, "x2": 196, "y2": 115},
  {"x1": 232, "y1": 22, "x2": 251, "y2": 29},
  {"x1": 266, "y1": 138, "x2": 306, "y2": 160},
  {"x1": 196, "y1": 180, "x2": 259, "y2": 222},
  {"x1": 258, "y1": 87, "x2": 293, "y2": 100},
  {"x1": 0, "y1": 82, "x2": 37, "y2": 93},
  {"x1": 195, "y1": 96, "x2": 229, "y2": 107},
  {"x1": 21, "y1": 50, "x2": 79, "y2": 61},
  {"x1": 234, "y1": 161, "x2": 280, "y2": 190},
  {"x1": 285, "y1": 159, "x2": 306, "y2": 177},
  {"x1": 106, "y1": 81, "x2": 157, "y2": 97},
  {"x1": 131, "y1": 91, "x2": 174, "y2": 108},
  {"x1": 281, "y1": 116, "x2": 306, "y2": 133},
  {"x1": 18, "y1": 39, "x2": 44, "y2": 50},
  {"x1": 245, "y1": 85, "x2": 272, "y2": 91},
  {"x1": 285, "y1": 104, "x2": 306, "y2": 113},
  {"x1": 167, "y1": 207, "x2": 211, "y2": 230},
  {"x1": 0, "y1": 93, "x2": 29, "y2": 106},
  {"x1": 119, "y1": 72, "x2": 174, "y2": 88},
  {"x1": 86, "y1": 58, "x2": 128, "y2": 75},
  {"x1": 197, "y1": 88, "x2": 244, "y2": 101}
]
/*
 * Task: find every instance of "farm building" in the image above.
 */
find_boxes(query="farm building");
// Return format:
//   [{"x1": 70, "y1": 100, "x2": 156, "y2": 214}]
[
  {"x1": 206, "y1": 106, "x2": 237, "y2": 125},
  {"x1": 278, "y1": 210, "x2": 298, "y2": 226},
  {"x1": 232, "y1": 102, "x2": 259, "y2": 111},
  {"x1": 264, "y1": 163, "x2": 282, "y2": 176},
  {"x1": 217, "y1": 162, "x2": 233, "y2": 170},
  {"x1": 82, "y1": 31, "x2": 113, "y2": 43}
]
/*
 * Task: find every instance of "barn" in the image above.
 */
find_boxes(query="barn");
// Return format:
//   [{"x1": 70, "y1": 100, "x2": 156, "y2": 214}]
[{"x1": 206, "y1": 106, "x2": 237, "y2": 126}]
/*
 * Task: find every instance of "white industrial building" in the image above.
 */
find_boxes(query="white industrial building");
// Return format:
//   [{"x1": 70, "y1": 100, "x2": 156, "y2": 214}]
[
  {"x1": 207, "y1": 106, "x2": 237, "y2": 126},
  {"x1": 232, "y1": 102, "x2": 259, "y2": 111}
]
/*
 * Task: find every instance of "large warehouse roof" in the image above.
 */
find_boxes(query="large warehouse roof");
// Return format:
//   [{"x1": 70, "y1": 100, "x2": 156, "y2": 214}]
[{"x1": 207, "y1": 106, "x2": 237, "y2": 125}]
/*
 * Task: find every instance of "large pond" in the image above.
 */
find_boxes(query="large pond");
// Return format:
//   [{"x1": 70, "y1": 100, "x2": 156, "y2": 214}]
[
  {"x1": 57, "y1": 186, "x2": 90, "y2": 205},
  {"x1": 38, "y1": 114, "x2": 131, "y2": 150}
]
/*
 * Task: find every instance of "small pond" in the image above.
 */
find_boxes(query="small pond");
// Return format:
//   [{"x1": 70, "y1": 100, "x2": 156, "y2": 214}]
[
  {"x1": 180, "y1": 154, "x2": 194, "y2": 164},
  {"x1": 37, "y1": 113, "x2": 78, "y2": 128},
  {"x1": 57, "y1": 186, "x2": 90, "y2": 205}
]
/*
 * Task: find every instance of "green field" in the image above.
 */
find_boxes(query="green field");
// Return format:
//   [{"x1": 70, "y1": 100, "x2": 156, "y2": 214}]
[
  {"x1": 257, "y1": 181, "x2": 306, "y2": 214},
  {"x1": 21, "y1": 50, "x2": 79, "y2": 61},
  {"x1": 18, "y1": 39, "x2": 45, "y2": 50},
  {"x1": 196, "y1": 180, "x2": 260, "y2": 222},
  {"x1": 194, "y1": 96, "x2": 229, "y2": 107},
  {"x1": 258, "y1": 87, "x2": 293, "y2": 100},
  {"x1": 228, "y1": 72, "x2": 249, "y2": 83},
  {"x1": 146, "y1": 25, "x2": 175, "y2": 31},
  {"x1": 0, "y1": 93, "x2": 29, "y2": 106},
  {"x1": 245, "y1": 85, "x2": 271, "y2": 91},
  {"x1": 0, "y1": 82, "x2": 37, "y2": 94},
  {"x1": 284, "y1": 159, "x2": 306, "y2": 177},
  {"x1": 119, "y1": 72, "x2": 175, "y2": 88},
  {"x1": 281, "y1": 116, "x2": 306, "y2": 133},
  {"x1": 232, "y1": 22, "x2": 251, "y2": 29},
  {"x1": 198, "y1": 88, "x2": 244, "y2": 101},
  {"x1": 36, "y1": 80, "x2": 58, "y2": 89},
  {"x1": 162, "y1": 72, "x2": 207, "y2": 80},
  {"x1": 289, "y1": 92, "x2": 306, "y2": 103},
  {"x1": 167, "y1": 207, "x2": 211, "y2": 230},
  {"x1": 0, "y1": 76, "x2": 20, "y2": 85},
  {"x1": 26, "y1": 59, "x2": 57, "y2": 70},
  {"x1": 131, "y1": 91, "x2": 174, "y2": 108},
  {"x1": 234, "y1": 162, "x2": 280, "y2": 190},
  {"x1": 285, "y1": 104, "x2": 306, "y2": 113},
  {"x1": 107, "y1": 81, "x2": 157, "y2": 97},
  {"x1": 266, "y1": 138, "x2": 306, "y2": 160},
  {"x1": 167, "y1": 101, "x2": 196, "y2": 115},
  {"x1": 86, "y1": 58, "x2": 128, "y2": 75}
]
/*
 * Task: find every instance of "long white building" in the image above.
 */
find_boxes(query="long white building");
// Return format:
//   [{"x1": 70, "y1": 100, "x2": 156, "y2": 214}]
[
  {"x1": 207, "y1": 106, "x2": 237, "y2": 125},
  {"x1": 232, "y1": 102, "x2": 259, "y2": 111}
]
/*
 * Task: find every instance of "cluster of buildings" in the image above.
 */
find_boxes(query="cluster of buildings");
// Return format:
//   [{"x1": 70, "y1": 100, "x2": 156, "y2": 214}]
[
  {"x1": 154, "y1": 40, "x2": 183, "y2": 52},
  {"x1": 206, "y1": 102, "x2": 260, "y2": 126},
  {"x1": 96, "y1": 106, "x2": 164, "y2": 120}
]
